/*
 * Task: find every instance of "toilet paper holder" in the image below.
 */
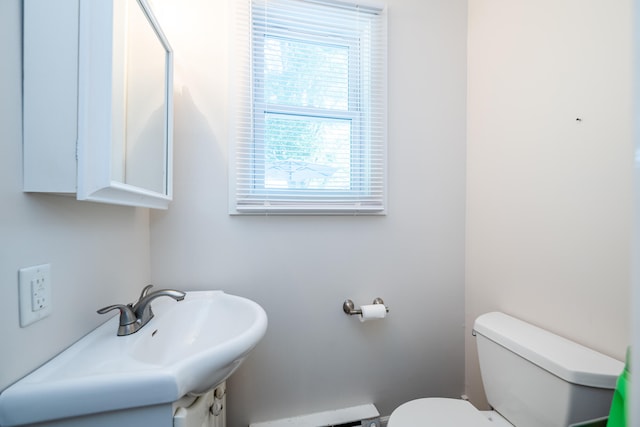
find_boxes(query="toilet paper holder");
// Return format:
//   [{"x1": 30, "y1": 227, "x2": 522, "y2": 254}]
[{"x1": 343, "y1": 298, "x2": 389, "y2": 316}]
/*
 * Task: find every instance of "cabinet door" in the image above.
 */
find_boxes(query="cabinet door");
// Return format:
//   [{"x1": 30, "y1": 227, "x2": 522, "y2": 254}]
[
  {"x1": 23, "y1": 0, "x2": 174, "y2": 209},
  {"x1": 76, "y1": 0, "x2": 174, "y2": 209}
]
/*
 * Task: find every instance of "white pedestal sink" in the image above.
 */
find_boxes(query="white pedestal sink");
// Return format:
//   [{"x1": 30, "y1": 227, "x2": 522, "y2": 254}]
[{"x1": 0, "y1": 291, "x2": 268, "y2": 426}]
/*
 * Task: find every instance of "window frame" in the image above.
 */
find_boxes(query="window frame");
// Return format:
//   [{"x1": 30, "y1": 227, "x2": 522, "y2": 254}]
[{"x1": 230, "y1": 0, "x2": 387, "y2": 214}]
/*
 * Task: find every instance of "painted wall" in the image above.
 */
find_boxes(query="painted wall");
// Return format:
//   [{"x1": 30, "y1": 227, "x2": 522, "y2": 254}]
[
  {"x1": 2, "y1": 0, "x2": 637, "y2": 424},
  {"x1": 0, "y1": 0, "x2": 151, "y2": 391},
  {"x1": 149, "y1": 0, "x2": 468, "y2": 424},
  {"x1": 466, "y1": 0, "x2": 634, "y2": 407}
]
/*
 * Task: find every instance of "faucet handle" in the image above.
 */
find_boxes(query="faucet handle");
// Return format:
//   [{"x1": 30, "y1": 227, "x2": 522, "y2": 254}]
[
  {"x1": 137, "y1": 284, "x2": 154, "y2": 303},
  {"x1": 97, "y1": 304, "x2": 141, "y2": 336},
  {"x1": 97, "y1": 304, "x2": 137, "y2": 324}
]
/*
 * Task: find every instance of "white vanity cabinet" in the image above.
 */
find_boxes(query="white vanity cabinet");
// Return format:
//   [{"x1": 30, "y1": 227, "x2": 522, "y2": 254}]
[{"x1": 23, "y1": 0, "x2": 173, "y2": 209}]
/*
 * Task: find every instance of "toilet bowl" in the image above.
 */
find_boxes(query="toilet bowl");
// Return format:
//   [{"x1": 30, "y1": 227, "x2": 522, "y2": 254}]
[
  {"x1": 387, "y1": 312, "x2": 624, "y2": 427},
  {"x1": 388, "y1": 399, "x2": 516, "y2": 426},
  {"x1": 388, "y1": 398, "x2": 496, "y2": 426}
]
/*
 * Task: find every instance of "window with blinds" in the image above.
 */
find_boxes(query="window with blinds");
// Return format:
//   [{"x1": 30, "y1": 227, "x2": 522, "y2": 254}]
[{"x1": 230, "y1": 0, "x2": 387, "y2": 214}]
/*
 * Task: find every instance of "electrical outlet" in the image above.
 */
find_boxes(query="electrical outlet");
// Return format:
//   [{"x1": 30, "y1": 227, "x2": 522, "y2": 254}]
[{"x1": 19, "y1": 264, "x2": 52, "y2": 327}]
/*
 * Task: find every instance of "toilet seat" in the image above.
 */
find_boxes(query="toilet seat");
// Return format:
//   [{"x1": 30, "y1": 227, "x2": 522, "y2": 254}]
[{"x1": 387, "y1": 398, "x2": 494, "y2": 427}]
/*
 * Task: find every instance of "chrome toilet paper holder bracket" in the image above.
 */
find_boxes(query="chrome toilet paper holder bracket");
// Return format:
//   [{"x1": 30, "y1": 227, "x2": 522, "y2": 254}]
[{"x1": 343, "y1": 298, "x2": 389, "y2": 315}]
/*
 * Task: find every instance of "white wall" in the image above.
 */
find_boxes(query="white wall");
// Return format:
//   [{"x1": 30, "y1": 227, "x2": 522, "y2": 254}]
[
  {"x1": 466, "y1": 0, "x2": 634, "y2": 407},
  {"x1": 0, "y1": 0, "x2": 151, "y2": 391},
  {"x1": 149, "y1": 0, "x2": 468, "y2": 424},
  {"x1": 3, "y1": 0, "x2": 638, "y2": 424}
]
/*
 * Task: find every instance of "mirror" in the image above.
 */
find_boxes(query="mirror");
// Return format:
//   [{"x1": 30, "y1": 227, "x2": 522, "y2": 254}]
[
  {"x1": 112, "y1": 0, "x2": 169, "y2": 195},
  {"x1": 76, "y1": 0, "x2": 173, "y2": 209}
]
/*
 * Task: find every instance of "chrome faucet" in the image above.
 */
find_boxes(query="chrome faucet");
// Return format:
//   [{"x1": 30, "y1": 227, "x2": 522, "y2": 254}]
[
  {"x1": 132, "y1": 285, "x2": 186, "y2": 327},
  {"x1": 97, "y1": 285, "x2": 186, "y2": 336}
]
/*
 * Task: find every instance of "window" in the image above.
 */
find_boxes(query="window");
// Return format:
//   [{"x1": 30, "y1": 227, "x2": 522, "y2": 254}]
[{"x1": 230, "y1": 0, "x2": 387, "y2": 214}]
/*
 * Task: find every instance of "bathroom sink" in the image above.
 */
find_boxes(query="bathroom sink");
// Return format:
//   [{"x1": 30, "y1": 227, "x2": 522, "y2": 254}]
[{"x1": 0, "y1": 291, "x2": 268, "y2": 426}]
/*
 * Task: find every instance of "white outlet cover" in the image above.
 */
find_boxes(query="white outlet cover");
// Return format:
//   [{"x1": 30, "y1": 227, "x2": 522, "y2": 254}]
[{"x1": 19, "y1": 264, "x2": 53, "y2": 327}]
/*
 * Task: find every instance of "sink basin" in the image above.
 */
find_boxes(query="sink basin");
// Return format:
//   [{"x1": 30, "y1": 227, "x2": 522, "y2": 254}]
[{"x1": 0, "y1": 291, "x2": 267, "y2": 426}]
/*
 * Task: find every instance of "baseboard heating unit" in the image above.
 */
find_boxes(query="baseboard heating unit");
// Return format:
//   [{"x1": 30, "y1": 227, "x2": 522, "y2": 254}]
[{"x1": 249, "y1": 404, "x2": 381, "y2": 427}]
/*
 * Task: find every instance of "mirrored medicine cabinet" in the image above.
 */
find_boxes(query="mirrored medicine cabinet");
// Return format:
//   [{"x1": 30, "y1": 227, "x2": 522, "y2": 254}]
[{"x1": 23, "y1": 0, "x2": 173, "y2": 209}]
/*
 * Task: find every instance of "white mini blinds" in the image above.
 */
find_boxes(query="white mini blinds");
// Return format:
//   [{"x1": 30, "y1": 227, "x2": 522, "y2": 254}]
[{"x1": 230, "y1": 0, "x2": 387, "y2": 214}]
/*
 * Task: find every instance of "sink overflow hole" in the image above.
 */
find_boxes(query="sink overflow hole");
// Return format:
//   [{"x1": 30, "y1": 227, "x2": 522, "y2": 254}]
[{"x1": 152, "y1": 329, "x2": 158, "y2": 337}]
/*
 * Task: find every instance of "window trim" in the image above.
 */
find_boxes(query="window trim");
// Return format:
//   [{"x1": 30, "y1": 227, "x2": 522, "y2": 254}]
[{"x1": 230, "y1": 0, "x2": 387, "y2": 215}]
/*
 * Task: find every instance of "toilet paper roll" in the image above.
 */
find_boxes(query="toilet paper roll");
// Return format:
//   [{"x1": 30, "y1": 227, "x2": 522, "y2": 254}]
[{"x1": 359, "y1": 304, "x2": 387, "y2": 322}]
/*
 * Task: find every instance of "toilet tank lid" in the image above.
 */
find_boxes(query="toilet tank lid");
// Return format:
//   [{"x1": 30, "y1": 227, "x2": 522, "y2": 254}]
[{"x1": 473, "y1": 312, "x2": 624, "y2": 389}]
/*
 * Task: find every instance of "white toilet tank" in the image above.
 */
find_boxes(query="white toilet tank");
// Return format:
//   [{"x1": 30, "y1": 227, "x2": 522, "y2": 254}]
[{"x1": 473, "y1": 312, "x2": 624, "y2": 427}]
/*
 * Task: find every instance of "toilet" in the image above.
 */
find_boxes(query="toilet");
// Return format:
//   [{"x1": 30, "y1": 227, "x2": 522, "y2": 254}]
[{"x1": 388, "y1": 312, "x2": 625, "y2": 427}]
